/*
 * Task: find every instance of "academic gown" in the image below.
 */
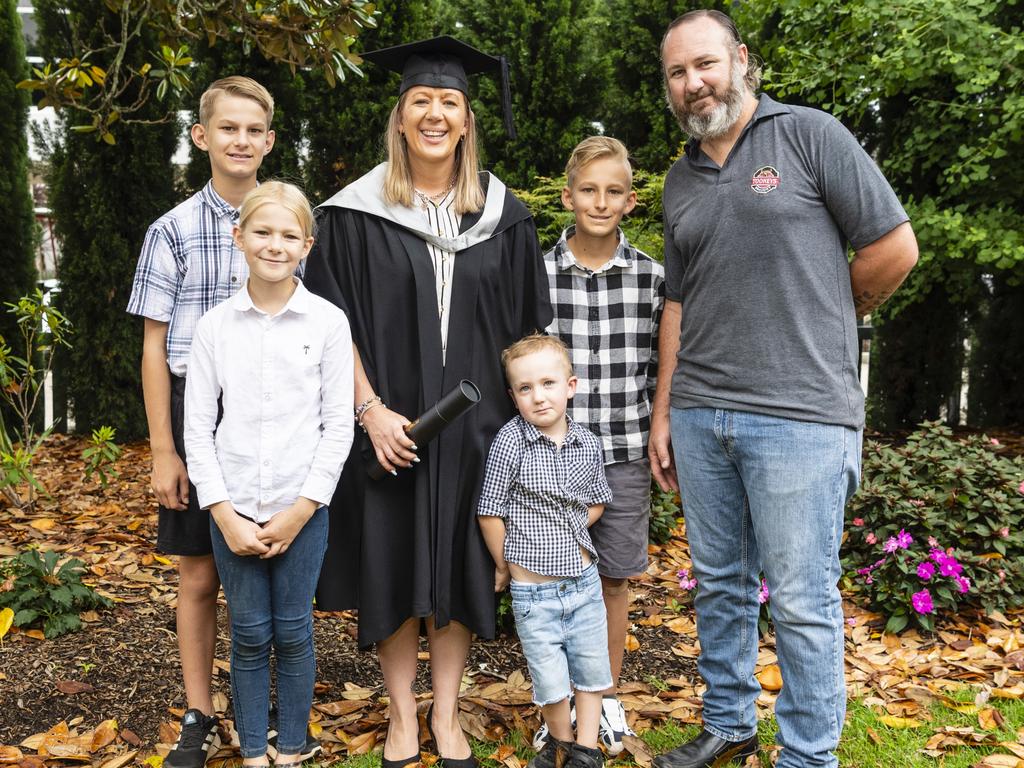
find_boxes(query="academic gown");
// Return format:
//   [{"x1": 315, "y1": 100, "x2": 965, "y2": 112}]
[{"x1": 304, "y1": 166, "x2": 552, "y2": 649}]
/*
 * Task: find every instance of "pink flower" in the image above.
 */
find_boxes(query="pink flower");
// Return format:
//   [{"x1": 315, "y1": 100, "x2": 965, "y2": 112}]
[
  {"x1": 928, "y1": 536, "x2": 939, "y2": 548},
  {"x1": 916, "y1": 562, "x2": 935, "y2": 580},
  {"x1": 998, "y1": 570, "x2": 1006, "y2": 583},
  {"x1": 896, "y1": 529, "x2": 913, "y2": 549},
  {"x1": 1018, "y1": 480, "x2": 1024, "y2": 495},
  {"x1": 677, "y1": 569, "x2": 697, "y2": 591},
  {"x1": 846, "y1": 617, "x2": 857, "y2": 626},
  {"x1": 884, "y1": 536, "x2": 899, "y2": 553},
  {"x1": 865, "y1": 575, "x2": 873, "y2": 584},
  {"x1": 911, "y1": 589, "x2": 934, "y2": 614},
  {"x1": 757, "y1": 578, "x2": 770, "y2": 604},
  {"x1": 938, "y1": 557, "x2": 962, "y2": 578},
  {"x1": 866, "y1": 533, "x2": 877, "y2": 545},
  {"x1": 955, "y1": 576, "x2": 971, "y2": 594},
  {"x1": 852, "y1": 517, "x2": 864, "y2": 527},
  {"x1": 990, "y1": 438, "x2": 1001, "y2": 446},
  {"x1": 999, "y1": 527, "x2": 1010, "y2": 538},
  {"x1": 909, "y1": 499, "x2": 926, "y2": 507}
]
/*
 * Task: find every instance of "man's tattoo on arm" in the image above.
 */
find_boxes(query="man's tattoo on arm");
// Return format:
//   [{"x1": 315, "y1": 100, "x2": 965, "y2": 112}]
[{"x1": 853, "y1": 289, "x2": 893, "y2": 316}]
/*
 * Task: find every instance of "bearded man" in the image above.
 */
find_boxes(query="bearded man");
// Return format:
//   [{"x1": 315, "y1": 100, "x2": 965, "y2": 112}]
[{"x1": 649, "y1": 10, "x2": 918, "y2": 768}]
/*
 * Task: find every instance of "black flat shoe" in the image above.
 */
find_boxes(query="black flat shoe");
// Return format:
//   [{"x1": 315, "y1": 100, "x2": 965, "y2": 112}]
[
  {"x1": 652, "y1": 730, "x2": 759, "y2": 768},
  {"x1": 427, "y1": 703, "x2": 479, "y2": 768}
]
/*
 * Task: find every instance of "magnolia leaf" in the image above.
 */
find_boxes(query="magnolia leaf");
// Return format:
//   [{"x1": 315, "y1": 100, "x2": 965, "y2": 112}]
[
  {"x1": 877, "y1": 715, "x2": 924, "y2": 729},
  {"x1": 0, "y1": 607, "x2": 13, "y2": 641}
]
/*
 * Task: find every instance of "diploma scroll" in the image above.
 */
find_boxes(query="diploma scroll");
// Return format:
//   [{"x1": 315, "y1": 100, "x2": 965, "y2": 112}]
[{"x1": 366, "y1": 379, "x2": 482, "y2": 480}]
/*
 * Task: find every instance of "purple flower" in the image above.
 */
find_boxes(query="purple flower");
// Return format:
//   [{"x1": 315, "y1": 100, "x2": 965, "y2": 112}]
[
  {"x1": 938, "y1": 557, "x2": 962, "y2": 578},
  {"x1": 916, "y1": 562, "x2": 935, "y2": 581},
  {"x1": 884, "y1": 536, "x2": 899, "y2": 553},
  {"x1": 955, "y1": 576, "x2": 971, "y2": 594},
  {"x1": 873, "y1": 558, "x2": 887, "y2": 568},
  {"x1": 929, "y1": 547, "x2": 946, "y2": 562},
  {"x1": 677, "y1": 569, "x2": 697, "y2": 591},
  {"x1": 896, "y1": 529, "x2": 913, "y2": 549},
  {"x1": 911, "y1": 589, "x2": 934, "y2": 614},
  {"x1": 857, "y1": 567, "x2": 871, "y2": 577},
  {"x1": 757, "y1": 578, "x2": 770, "y2": 604}
]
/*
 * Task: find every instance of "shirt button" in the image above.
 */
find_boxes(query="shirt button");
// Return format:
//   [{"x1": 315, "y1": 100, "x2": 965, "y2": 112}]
[
  {"x1": 263, "y1": 460, "x2": 270, "y2": 467},
  {"x1": 231, "y1": 276, "x2": 238, "y2": 283},
  {"x1": 264, "y1": 393, "x2": 271, "y2": 401}
]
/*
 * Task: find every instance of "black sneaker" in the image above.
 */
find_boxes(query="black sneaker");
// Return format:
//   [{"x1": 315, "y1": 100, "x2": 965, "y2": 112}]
[
  {"x1": 566, "y1": 744, "x2": 604, "y2": 768},
  {"x1": 267, "y1": 725, "x2": 322, "y2": 761},
  {"x1": 165, "y1": 709, "x2": 220, "y2": 768},
  {"x1": 527, "y1": 735, "x2": 572, "y2": 768}
]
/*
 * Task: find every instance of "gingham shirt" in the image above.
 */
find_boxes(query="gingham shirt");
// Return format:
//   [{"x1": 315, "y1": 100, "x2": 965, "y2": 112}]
[
  {"x1": 544, "y1": 227, "x2": 665, "y2": 464},
  {"x1": 126, "y1": 181, "x2": 247, "y2": 376},
  {"x1": 477, "y1": 415, "x2": 613, "y2": 577}
]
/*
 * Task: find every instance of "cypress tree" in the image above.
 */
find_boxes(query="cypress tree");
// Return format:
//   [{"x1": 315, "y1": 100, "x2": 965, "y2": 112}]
[
  {"x1": 34, "y1": 0, "x2": 179, "y2": 439},
  {"x1": 0, "y1": 0, "x2": 38, "y2": 350}
]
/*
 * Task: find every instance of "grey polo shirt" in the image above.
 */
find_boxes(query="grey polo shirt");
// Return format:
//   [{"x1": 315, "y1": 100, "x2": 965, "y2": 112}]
[{"x1": 662, "y1": 95, "x2": 908, "y2": 429}]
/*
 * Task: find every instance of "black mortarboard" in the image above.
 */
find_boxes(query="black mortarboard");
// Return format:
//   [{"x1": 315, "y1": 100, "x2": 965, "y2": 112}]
[{"x1": 361, "y1": 35, "x2": 517, "y2": 139}]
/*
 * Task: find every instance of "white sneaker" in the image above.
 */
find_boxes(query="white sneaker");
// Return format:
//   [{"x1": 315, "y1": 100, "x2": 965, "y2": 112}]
[
  {"x1": 531, "y1": 696, "x2": 576, "y2": 750},
  {"x1": 598, "y1": 696, "x2": 635, "y2": 756}
]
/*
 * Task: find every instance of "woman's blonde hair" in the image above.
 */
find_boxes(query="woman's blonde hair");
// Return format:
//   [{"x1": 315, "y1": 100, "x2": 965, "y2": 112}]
[
  {"x1": 238, "y1": 181, "x2": 314, "y2": 239},
  {"x1": 383, "y1": 91, "x2": 485, "y2": 215}
]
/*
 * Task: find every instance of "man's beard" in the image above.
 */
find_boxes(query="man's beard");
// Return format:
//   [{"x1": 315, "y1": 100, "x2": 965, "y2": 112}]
[{"x1": 667, "y1": 57, "x2": 746, "y2": 140}]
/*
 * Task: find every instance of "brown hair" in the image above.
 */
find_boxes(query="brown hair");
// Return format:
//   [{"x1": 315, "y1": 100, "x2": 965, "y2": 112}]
[
  {"x1": 238, "y1": 181, "x2": 314, "y2": 239},
  {"x1": 501, "y1": 333, "x2": 573, "y2": 377},
  {"x1": 383, "y1": 90, "x2": 485, "y2": 215},
  {"x1": 661, "y1": 9, "x2": 763, "y2": 92},
  {"x1": 199, "y1": 76, "x2": 275, "y2": 128},
  {"x1": 564, "y1": 135, "x2": 632, "y2": 188}
]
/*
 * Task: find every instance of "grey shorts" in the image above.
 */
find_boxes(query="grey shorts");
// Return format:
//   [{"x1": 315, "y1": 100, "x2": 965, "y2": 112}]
[{"x1": 590, "y1": 458, "x2": 652, "y2": 579}]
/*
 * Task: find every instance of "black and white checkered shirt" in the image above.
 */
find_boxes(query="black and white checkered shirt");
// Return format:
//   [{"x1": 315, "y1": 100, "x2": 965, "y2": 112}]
[
  {"x1": 477, "y1": 415, "x2": 613, "y2": 577},
  {"x1": 545, "y1": 227, "x2": 665, "y2": 464}
]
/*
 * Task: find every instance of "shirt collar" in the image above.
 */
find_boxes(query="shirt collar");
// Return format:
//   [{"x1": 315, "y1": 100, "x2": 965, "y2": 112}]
[
  {"x1": 517, "y1": 413, "x2": 586, "y2": 446},
  {"x1": 553, "y1": 225, "x2": 635, "y2": 273},
  {"x1": 199, "y1": 179, "x2": 241, "y2": 224},
  {"x1": 231, "y1": 278, "x2": 310, "y2": 315},
  {"x1": 683, "y1": 94, "x2": 791, "y2": 160}
]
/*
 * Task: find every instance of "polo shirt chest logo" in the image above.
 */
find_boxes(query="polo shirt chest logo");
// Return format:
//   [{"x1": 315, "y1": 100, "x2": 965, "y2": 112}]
[{"x1": 751, "y1": 165, "x2": 780, "y2": 194}]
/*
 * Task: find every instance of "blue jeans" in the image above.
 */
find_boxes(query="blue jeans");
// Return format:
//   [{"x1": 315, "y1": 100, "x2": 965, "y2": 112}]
[
  {"x1": 210, "y1": 508, "x2": 328, "y2": 758},
  {"x1": 670, "y1": 408, "x2": 860, "y2": 768},
  {"x1": 511, "y1": 564, "x2": 613, "y2": 705}
]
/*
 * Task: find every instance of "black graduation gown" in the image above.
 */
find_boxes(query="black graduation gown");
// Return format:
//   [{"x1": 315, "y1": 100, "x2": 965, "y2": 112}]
[{"x1": 304, "y1": 180, "x2": 552, "y2": 649}]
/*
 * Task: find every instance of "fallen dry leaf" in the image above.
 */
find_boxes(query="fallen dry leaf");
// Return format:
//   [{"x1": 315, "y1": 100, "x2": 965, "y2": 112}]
[
  {"x1": 756, "y1": 665, "x2": 783, "y2": 692},
  {"x1": 55, "y1": 681, "x2": 95, "y2": 695},
  {"x1": 876, "y1": 715, "x2": 924, "y2": 729},
  {"x1": 90, "y1": 720, "x2": 119, "y2": 751},
  {"x1": 621, "y1": 734, "x2": 654, "y2": 768},
  {"x1": 97, "y1": 751, "x2": 137, "y2": 768},
  {"x1": 0, "y1": 747, "x2": 23, "y2": 764},
  {"x1": 979, "y1": 707, "x2": 1006, "y2": 730}
]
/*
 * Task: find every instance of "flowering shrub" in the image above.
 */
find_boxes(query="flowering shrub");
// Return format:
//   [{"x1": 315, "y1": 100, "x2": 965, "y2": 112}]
[{"x1": 843, "y1": 421, "x2": 1024, "y2": 633}]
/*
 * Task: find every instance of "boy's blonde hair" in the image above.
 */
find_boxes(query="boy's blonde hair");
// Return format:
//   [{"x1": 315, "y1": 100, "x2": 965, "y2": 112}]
[
  {"x1": 501, "y1": 334, "x2": 573, "y2": 378},
  {"x1": 383, "y1": 91, "x2": 485, "y2": 215},
  {"x1": 238, "y1": 181, "x2": 314, "y2": 239},
  {"x1": 199, "y1": 76, "x2": 275, "y2": 128},
  {"x1": 564, "y1": 135, "x2": 632, "y2": 187}
]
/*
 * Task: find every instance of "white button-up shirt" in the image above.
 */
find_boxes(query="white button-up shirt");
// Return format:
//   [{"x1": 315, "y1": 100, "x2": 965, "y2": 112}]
[{"x1": 184, "y1": 280, "x2": 354, "y2": 522}]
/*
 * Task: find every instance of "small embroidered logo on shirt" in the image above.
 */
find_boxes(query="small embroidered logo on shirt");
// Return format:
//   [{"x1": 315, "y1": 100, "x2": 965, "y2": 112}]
[
  {"x1": 751, "y1": 166, "x2": 780, "y2": 194},
  {"x1": 303, "y1": 345, "x2": 310, "y2": 355}
]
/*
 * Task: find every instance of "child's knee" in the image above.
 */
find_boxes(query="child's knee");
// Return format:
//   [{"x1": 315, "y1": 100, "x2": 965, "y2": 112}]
[{"x1": 178, "y1": 555, "x2": 220, "y2": 601}]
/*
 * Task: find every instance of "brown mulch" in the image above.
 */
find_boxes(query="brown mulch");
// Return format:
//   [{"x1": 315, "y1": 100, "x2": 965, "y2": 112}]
[{"x1": 1, "y1": 432, "x2": 1023, "y2": 767}]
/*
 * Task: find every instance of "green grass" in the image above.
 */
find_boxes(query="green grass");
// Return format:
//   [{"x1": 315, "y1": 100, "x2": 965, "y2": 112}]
[{"x1": 311, "y1": 692, "x2": 1024, "y2": 767}]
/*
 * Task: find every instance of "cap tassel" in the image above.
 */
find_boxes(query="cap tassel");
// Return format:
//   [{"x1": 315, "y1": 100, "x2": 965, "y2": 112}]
[{"x1": 499, "y1": 56, "x2": 516, "y2": 140}]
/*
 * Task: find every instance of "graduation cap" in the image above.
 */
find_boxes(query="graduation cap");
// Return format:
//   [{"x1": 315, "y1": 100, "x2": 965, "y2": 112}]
[{"x1": 361, "y1": 35, "x2": 517, "y2": 140}]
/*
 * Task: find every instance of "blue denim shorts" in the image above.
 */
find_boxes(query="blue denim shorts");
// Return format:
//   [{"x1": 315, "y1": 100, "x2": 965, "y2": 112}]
[{"x1": 510, "y1": 563, "x2": 612, "y2": 705}]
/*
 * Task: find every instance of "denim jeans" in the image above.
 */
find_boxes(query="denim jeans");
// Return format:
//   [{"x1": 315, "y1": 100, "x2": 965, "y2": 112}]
[
  {"x1": 510, "y1": 563, "x2": 613, "y2": 705},
  {"x1": 210, "y1": 507, "x2": 328, "y2": 758},
  {"x1": 670, "y1": 408, "x2": 860, "y2": 768}
]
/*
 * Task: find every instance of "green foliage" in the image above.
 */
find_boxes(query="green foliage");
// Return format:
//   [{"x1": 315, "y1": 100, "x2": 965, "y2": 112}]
[
  {"x1": 0, "y1": 549, "x2": 112, "y2": 638},
  {"x1": 0, "y1": 0, "x2": 38, "y2": 366},
  {"x1": 35, "y1": 0, "x2": 180, "y2": 440},
  {"x1": 968, "y1": 275, "x2": 1024, "y2": 428},
  {"x1": 843, "y1": 422, "x2": 1024, "y2": 632},
  {"x1": 449, "y1": 0, "x2": 605, "y2": 187},
  {"x1": 0, "y1": 290, "x2": 72, "y2": 509},
  {"x1": 82, "y1": 425, "x2": 122, "y2": 488},
  {"x1": 649, "y1": 482, "x2": 680, "y2": 545},
  {"x1": 17, "y1": 0, "x2": 379, "y2": 139}
]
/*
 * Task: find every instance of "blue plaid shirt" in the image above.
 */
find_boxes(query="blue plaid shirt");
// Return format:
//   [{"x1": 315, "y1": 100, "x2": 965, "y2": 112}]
[{"x1": 127, "y1": 181, "x2": 247, "y2": 376}]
